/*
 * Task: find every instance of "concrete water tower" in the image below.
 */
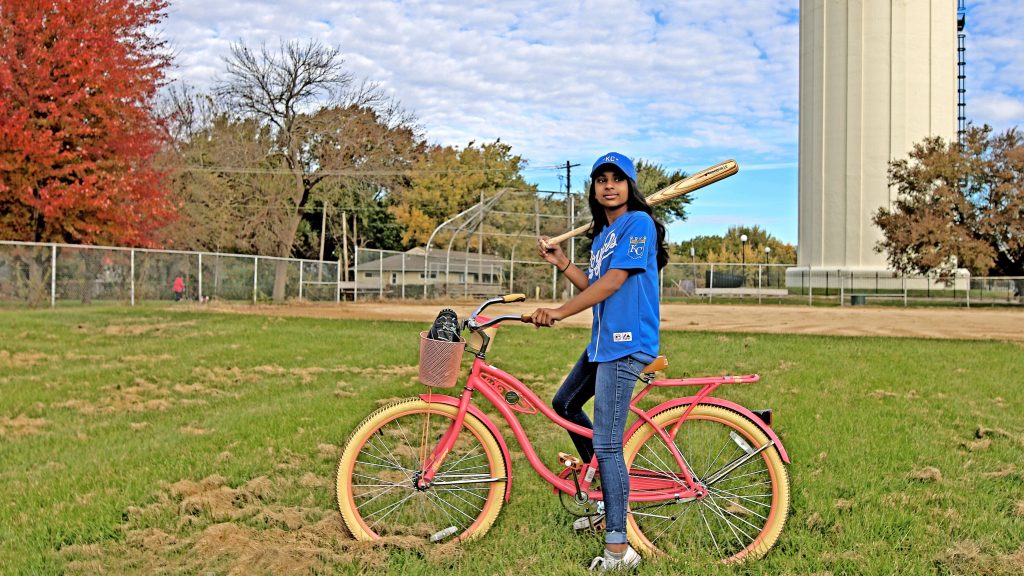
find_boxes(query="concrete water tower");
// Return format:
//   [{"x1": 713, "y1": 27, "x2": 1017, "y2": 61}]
[{"x1": 797, "y1": 0, "x2": 958, "y2": 271}]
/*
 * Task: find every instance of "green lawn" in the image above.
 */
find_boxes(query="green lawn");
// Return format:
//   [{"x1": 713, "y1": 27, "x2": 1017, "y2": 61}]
[{"x1": 1, "y1": 305, "x2": 1021, "y2": 575}]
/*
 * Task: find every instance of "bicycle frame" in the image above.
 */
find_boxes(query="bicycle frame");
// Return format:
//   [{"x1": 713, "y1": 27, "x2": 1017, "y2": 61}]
[{"x1": 416, "y1": 326, "x2": 790, "y2": 505}]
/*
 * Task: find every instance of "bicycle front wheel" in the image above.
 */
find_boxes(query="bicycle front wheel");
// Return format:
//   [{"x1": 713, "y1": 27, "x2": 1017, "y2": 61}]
[
  {"x1": 624, "y1": 404, "x2": 790, "y2": 563},
  {"x1": 335, "y1": 398, "x2": 508, "y2": 543}
]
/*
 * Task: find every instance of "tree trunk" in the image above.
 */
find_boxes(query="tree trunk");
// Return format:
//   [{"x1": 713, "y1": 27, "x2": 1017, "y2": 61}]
[
  {"x1": 26, "y1": 253, "x2": 47, "y2": 308},
  {"x1": 271, "y1": 211, "x2": 305, "y2": 301}
]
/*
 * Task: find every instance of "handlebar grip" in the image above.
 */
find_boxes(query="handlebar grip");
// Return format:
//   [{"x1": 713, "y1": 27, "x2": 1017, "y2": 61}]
[
  {"x1": 520, "y1": 314, "x2": 533, "y2": 323},
  {"x1": 502, "y1": 293, "x2": 527, "y2": 303}
]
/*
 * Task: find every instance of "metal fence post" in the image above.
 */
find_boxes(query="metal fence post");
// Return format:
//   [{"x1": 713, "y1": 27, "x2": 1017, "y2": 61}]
[
  {"x1": 253, "y1": 256, "x2": 258, "y2": 304},
  {"x1": 966, "y1": 272, "x2": 971, "y2": 308},
  {"x1": 130, "y1": 249, "x2": 135, "y2": 306},
  {"x1": 709, "y1": 263, "x2": 714, "y2": 303},
  {"x1": 551, "y1": 265, "x2": 556, "y2": 300},
  {"x1": 198, "y1": 253, "x2": 203, "y2": 303},
  {"x1": 50, "y1": 244, "x2": 57, "y2": 307},
  {"x1": 758, "y1": 266, "x2": 763, "y2": 304},
  {"x1": 808, "y1": 266, "x2": 813, "y2": 306},
  {"x1": 401, "y1": 252, "x2": 406, "y2": 299},
  {"x1": 354, "y1": 246, "x2": 359, "y2": 302},
  {"x1": 379, "y1": 250, "x2": 384, "y2": 299},
  {"x1": 336, "y1": 258, "x2": 342, "y2": 302},
  {"x1": 298, "y1": 262, "x2": 304, "y2": 300}
]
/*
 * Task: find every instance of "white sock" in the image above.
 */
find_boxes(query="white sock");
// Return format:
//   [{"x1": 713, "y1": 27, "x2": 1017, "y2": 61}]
[{"x1": 605, "y1": 548, "x2": 626, "y2": 561}]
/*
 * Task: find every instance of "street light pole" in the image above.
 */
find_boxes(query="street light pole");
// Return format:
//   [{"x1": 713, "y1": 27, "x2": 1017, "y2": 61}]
[
  {"x1": 690, "y1": 245, "x2": 696, "y2": 296},
  {"x1": 740, "y1": 234, "x2": 748, "y2": 286},
  {"x1": 764, "y1": 246, "x2": 772, "y2": 287}
]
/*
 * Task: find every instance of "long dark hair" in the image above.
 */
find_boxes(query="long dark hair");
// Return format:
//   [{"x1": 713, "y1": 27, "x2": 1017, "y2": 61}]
[{"x1": 586, "y1": 175, "x2": 669, "y2": 270}]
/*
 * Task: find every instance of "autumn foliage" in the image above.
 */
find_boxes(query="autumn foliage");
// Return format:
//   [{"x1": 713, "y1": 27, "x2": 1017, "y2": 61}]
[
  {"x1": 874, "y1": 125, "x2": 1024, "y2": 277},
  {"x1": 0, "y1": 0, "x2": 174, "y2": 246}
]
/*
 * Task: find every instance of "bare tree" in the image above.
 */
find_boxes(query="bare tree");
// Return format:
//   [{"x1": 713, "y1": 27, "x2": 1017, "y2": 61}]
[{"x1": 209, "y1": 39, "x2": 418, "y2": 300}]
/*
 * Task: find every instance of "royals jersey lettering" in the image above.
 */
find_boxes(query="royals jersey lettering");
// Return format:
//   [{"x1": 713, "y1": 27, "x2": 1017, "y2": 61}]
[{"x1": 585, "y1": 211, "x2": 660, "y2": 362}]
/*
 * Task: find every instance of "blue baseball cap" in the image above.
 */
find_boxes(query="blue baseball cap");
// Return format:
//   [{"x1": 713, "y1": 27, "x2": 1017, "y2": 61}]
[{"x1": 591, "y1": 152, "x2": 636, "y2": 183}]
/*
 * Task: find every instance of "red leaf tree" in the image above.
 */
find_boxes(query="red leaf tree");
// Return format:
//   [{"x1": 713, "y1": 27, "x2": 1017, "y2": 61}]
[{"x1": 0, "y1": 0, "x2": 174, "y2": 247}]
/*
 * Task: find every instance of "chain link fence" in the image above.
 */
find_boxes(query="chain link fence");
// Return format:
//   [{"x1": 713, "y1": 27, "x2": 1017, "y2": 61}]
[{"x1": 2, "y1": 241, "x2": 1020, "y2": 307}]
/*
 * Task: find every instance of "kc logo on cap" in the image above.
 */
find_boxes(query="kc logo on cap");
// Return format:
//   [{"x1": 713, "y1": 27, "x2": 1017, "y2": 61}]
[{"x1": 591, "y1": 152, "x2": 637, "y2": 182}]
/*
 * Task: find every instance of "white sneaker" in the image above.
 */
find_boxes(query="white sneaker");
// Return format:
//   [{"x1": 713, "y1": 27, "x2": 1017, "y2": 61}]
[{"x1": 588, "y1": 546, "x2": 641, "y2": 571}]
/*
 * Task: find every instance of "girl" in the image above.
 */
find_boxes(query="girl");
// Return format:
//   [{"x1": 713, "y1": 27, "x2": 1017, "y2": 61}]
[{"x1": 531, "y1": 152, "x2": 667, "y2": 571}]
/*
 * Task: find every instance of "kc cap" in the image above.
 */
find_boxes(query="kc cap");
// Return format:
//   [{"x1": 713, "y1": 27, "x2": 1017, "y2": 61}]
[{"x1": 591, "y1": 152, "x2": 636, "y2": 183}]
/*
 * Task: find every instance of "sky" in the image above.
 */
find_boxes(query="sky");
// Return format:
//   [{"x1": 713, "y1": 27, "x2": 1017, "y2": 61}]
[{"x1": 160, "y1": 0, "x2": 1024, "y2": 246}]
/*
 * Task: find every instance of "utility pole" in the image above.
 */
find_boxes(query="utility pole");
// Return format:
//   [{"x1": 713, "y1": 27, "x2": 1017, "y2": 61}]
[
  {"x1": 564, "y1": 160, "x2": 581, "y2": 262},
  {"x1": 564, "y1": 160, "x2": 581, "y2": 298},
  {"x1": 318, "y1": 203, "x2": 328, "y2": 281}
]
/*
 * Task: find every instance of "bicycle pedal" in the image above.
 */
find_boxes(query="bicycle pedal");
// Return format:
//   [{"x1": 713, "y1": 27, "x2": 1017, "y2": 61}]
[
  {"x1": 572, "y1": 514, "x2": 606, "y2": 533},
  {"x1": 558, "y1": 451, "x2": 582, "y2": 471}
]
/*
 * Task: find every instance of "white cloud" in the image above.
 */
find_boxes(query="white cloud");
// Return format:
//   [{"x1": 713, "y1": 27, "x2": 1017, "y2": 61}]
[
  {"x1": 160, "y1": 0, "x2": 802, "y2": 171},
  {"x1": 157, "y1": 0, "x2": 1023, "y2": 242},
  {"x1": 972, "y1": 94, "x2": 1024, "y2": 124}
]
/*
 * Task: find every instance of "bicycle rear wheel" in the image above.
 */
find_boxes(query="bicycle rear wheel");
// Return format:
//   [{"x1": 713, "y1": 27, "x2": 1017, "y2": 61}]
[
  {"x1": 336, "y1": 399, "x2": 508, "y2": 543},
  {"x1": 624, "y1": 404, "x2": 790, "y2": 563}
]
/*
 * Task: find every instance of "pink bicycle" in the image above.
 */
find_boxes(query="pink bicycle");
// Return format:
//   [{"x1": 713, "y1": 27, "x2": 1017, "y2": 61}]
[{"x1": 335, "y1": 295, "x2": 791, "y2": 563}]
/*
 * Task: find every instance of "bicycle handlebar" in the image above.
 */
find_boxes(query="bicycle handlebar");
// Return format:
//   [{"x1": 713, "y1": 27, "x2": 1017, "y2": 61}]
[{"x1": 466, "y1": 294, "x2": 533, "y2": 330}]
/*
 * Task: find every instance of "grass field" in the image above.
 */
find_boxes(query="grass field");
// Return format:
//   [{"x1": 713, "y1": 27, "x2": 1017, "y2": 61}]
[{"x1": 1, "y1": 305, "x2": 1022, "y2": 575}]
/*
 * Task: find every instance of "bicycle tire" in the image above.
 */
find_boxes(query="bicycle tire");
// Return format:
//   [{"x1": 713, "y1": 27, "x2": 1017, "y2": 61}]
[
  {"x1": 335, "y1": 398, "x2": 508, "y2": 543},
  {"x1": 623, "y1": 404, "x2": 790, "y2": 563}
]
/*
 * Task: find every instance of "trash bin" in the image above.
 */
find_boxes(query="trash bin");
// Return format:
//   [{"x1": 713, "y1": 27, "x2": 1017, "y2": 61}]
[{"x1": 850, "y1": 294, "x2": 866, "y2": 306}]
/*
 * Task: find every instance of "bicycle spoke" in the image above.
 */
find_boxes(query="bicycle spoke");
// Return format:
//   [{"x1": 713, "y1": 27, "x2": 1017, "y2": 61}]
[
  {"x1": 424, "y1": 490, "x2": 467, "y2": 531},
  {"x1": 699, "y1": 438, "x2": 733, "y2": 481},
  {"x1": 697, "y1": 501, "x2": 724, "y2": 558},
  {"x1": 703, "y1": 493, "x2": 761, "y2": 540},
  {"x1": 363, "y1": 490, "x2": 421, "y2": 527},
  {"x1": 425, "y1": 487, "x2": 483, "y2": 525}
]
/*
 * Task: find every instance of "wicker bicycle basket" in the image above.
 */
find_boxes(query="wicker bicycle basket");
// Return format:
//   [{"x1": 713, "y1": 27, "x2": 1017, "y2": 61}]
[{"x1": 418, "y1": 331, "x2": 466, "y2": 388}]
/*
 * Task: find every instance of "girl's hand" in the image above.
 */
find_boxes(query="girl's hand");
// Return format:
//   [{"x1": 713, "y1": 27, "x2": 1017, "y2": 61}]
[
  {"x1": 537, "y1": 236, "x2": 567, "y2": 268},
  {"x1": 529, "y1": 307, "x2": 564, "y2": 327}
]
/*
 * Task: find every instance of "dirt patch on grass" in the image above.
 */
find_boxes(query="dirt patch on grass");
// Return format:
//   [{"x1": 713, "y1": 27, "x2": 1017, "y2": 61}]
[
  {"x1": 0, "y1": 414, "x2": 48, "y2": 438},
  {"x1": 121, "y1": 354, "x2": 176, "y2": 363},
  {"x1": 56, "y1": 379, "x2": 177, "y2": 415},
  {"x1": 62, "y1": 466, "x2": 464, "y2": 574},
  {"x1": 936, "y1": 541, "x2": 1024, "y2": 576},
  {"x1": 98, "y1": 320, "x2": 199, "y2": 337},
  {"x1": 1013, "y1": 501, "x2": 1024, "y2": 517},
  {"x1": 909, "y1": 466, "x2": 943, "y2": 482},
  {"x1": 0, "y1": 350, "x2": 57, "y2": 368},
  {"x1": 191, "y1": 366, "x2": 260, "y2": 386},
  {"x1": 254, "y1": 365, "x2": 328, "y2": 384}
]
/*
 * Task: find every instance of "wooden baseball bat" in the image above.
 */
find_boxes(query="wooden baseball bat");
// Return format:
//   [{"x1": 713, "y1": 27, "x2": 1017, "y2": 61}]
[{"x1": 543, "y1": 159, "x2": 739, "y2": 246}]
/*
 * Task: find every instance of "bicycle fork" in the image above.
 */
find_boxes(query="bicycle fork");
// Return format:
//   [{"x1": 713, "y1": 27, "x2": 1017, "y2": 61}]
[{"x1": 416, "y1": 388, "x2": 477, "y2": 489}]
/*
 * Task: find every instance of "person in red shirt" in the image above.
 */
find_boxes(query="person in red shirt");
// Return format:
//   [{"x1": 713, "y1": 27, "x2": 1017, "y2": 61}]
[{"x1": 173, "y1": 276, "x2": 184, "y2": 302}]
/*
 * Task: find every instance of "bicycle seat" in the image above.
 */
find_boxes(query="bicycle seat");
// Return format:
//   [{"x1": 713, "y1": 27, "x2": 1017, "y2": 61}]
[{"x1": 642, "y1": 356, "x2": 668, "y2": 374}]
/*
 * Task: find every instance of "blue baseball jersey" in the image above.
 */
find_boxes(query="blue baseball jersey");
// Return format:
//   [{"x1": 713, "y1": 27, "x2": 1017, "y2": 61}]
[{"x1": 585, "y1": 211, "x2": 660, "y2": 362}]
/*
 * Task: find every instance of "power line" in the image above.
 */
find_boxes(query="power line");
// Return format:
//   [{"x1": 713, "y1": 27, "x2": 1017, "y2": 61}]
[{"x1": 177, "y1": 164, "x2": 566, "y2": 177}]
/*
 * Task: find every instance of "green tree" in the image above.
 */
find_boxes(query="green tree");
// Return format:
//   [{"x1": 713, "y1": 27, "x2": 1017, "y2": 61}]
[
  {"x1": 875, "y1": 125, "x2": 1023, "y2": 282},
  {"x1": 389, "y1": 140, "x2": 534, "y2": 249},
  {"x1": 674, "y1": 226, "x2": 795, "y2": 264}
]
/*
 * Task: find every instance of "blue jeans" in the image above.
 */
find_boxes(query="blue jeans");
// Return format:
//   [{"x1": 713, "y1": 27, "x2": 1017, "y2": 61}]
[{"x1": 552, "y1": 351, "x2": 655, "y2": 545}]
